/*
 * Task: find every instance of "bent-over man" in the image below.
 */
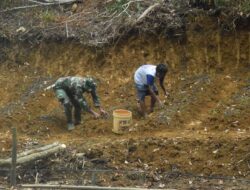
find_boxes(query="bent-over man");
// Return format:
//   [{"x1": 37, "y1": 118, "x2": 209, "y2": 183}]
[
  {"x1": 53, "y1": 76, "x2": 107, "y2": 130},
  {"x1": 134, "y1": 64, "x2": 168, "y2": 117}
]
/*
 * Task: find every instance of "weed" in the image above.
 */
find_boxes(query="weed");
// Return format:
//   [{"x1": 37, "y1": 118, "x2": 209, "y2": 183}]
[
  {"x1": 214, "y1": 0, "x2": 230, "y2": 7},
  {"x1": 240, "y1": 0, "x2": 250, "y2": 13},
  {"x1": 107, "y1": 0, "x2": 129, "y2": 14},
  {"x1": 41, "y1": 10, "x2": 56, "y2": 22}
]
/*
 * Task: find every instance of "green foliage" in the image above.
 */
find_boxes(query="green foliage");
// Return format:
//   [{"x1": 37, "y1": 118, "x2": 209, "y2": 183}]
[
  {"x1": 106, "y1": 0, "x2": 144, "y2": 16},
  {"x1": 0, "y1": 0, "x2": 12, "y2": 6},
  {"x1": 0, "y1": 0, "x2": 11, "y2": 8},
  {"x1": 136, "y1": 1, "x2": 143, "y2": 13},
  {"x1": 240, "y1": 0, "x2": 250, "y2": 13},
  {"x1": 107, "y1": 0, "x2": 129, "y2": 13},
  {"x1": 214, "y1": 0, "x2": 230, "y2": 7},
  {"x1": 213, "y1": 0, "x2": 250, "y2": 13},
  {"x1": 41, "y1": 10, "x2": 56, "y2": 22},
  {"x1": 0, "y1": 0, "x2": 23, "y2": 9}
]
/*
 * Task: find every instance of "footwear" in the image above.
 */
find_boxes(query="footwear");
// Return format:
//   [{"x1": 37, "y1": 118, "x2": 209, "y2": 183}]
[
  {"x1": 74, "y1": 121, "x2": 82, "y2": 126},
  {"x1": 67, "y1": 123, "x2": 75, "y2": 131}
]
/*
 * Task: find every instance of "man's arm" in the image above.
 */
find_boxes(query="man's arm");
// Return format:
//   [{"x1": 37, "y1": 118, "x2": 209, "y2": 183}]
[
  {"x1": 146, "y1": 74, "x2": 163, "y2": 107},
  {"x1": 90, "y1": 86, "x2": 100, "y2": 107},
  {"x1": 90, "y1": 86, "x2": 108, "y2": 116},
  {"x1": 147, "y1": 85, "x2": 163, "y2": 107},
  {"x1": 159, "y1": 79, "x2": 167, "y2": 95},
  {"x1": 159, "y1": 75, "x2": 169, "y2": 96},
  {"x1": 78, "y1": 96, "x2": 100, "y2": 118},
  {"x1": 75, "y1": 87, "x2": 100, "y2": 118}
]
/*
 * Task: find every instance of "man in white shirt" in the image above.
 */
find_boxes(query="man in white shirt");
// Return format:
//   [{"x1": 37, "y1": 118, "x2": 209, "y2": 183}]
[{"x1": 134, "y1": 64, "x2": 168, "y2": 117}]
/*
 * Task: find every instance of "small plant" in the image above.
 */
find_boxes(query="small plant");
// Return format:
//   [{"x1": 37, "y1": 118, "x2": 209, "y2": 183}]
[
  {"x1": 214, "y1": 0, "x2": 230, "y2": 7},
  {"x1": 41, "y1": 10, "x2": 56, "y2": 22},
  {"x1": 0, "y1": 0, "x2": 19, "y2": 9},
  {"x1": 240, "y1": 0, "x2": 250, "y2": 13},
  {"x1": 107, "y1": 0, "x2": 129, "y2": 14},
  {"x1": 0, "y1": 0, "x2": 8, "y2": 8}
]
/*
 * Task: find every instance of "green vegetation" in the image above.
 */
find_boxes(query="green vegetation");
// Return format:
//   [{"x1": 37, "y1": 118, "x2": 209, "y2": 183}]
[
  {"x1": 40, "y1": 10, "x2": 56, "y2": 22},
  {"x1": 215, "y1": 0, "x2": 250, "y2": 13},
  {"x1": 0, "y1": 0, "x2": 21, "y2": 9},
  {"x1": 106, "y1": 0, "x2": 144, "y2": 17},
  {"x1": 107, "y1": 0, "x2": 129, "y2": 14},
  {"x1": 214, "y1": 0, "x2": 230, "y2": 7},
  {"x1": 240, "y1": 0, "x2": 250, "y2": 13}
]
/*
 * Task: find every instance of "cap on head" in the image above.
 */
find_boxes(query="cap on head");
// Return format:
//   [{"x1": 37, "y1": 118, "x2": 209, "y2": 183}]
[
  {"x1": 156, "y1": 63, "x2": 168, "y2": 75},
  {"x1": 85, "y1": 77, "x2": 97, "y2": 90}
]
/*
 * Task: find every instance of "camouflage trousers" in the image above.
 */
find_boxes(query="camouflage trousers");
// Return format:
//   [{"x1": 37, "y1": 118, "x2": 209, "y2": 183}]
[{"x1": 55, "y1": 89, "x2": 81, "y2": 125}]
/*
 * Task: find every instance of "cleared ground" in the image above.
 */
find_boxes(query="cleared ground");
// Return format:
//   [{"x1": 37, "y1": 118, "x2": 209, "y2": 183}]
[
  {"x1": 0, "y1": 30, "x2": 249, "y2": 189},
  {"x1": 0, "y1": 1, "x2": 249, "y2": 189}
]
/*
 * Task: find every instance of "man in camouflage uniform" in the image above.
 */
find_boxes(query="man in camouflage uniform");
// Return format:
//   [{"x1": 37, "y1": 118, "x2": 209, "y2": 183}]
[{"x1": 53, "y1": 76, "x2": 107, "y2": 130}]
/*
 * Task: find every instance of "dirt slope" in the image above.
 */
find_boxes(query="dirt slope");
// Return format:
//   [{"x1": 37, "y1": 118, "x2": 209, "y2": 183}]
[{"x1": 0, "y1": 0, "x2": 249, "y2": 189}]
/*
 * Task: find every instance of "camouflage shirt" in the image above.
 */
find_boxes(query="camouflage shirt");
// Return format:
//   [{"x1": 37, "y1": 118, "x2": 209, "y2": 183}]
[{"x1": 54, "y1": 76, "x2": 100, "y2": 111}]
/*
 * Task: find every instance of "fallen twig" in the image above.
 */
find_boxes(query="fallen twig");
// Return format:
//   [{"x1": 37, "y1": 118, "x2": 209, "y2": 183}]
[
  {"x1": 136, "y1": 3, "x2": 160, "y2": 23},
  {"x1": 113, "y1": 0, "x2": 143, "y2": 19},
  {"x1": 0, "y1": 0, "x2": 78, "y2": 13},
  {"x1": 237, "y1": 152, "x2": 250, "y2": 164}
]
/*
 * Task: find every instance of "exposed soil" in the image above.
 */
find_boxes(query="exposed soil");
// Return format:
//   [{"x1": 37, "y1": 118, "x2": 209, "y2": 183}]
[{"x1": 0, "y1": 0, "x2": 249, "y2": 189}]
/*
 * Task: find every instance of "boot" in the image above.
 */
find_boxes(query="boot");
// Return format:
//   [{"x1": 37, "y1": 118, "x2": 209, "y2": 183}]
[
  {"x1": 64, "y1": 102, "x2": 74, "y2": 130},
  {"x1": 67, "y1": 123, "x2": 75, "y2": 131},
  {"x1": 74, "y1": 120, "x2": 82, "y2": 126},
  {"x1": 73, "y1": 102, "x2": 82, "y2": 126}
]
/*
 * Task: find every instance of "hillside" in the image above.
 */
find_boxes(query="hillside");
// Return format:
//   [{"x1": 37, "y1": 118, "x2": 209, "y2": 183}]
[{"x1": 0, "y1": 0, "x2": 249, "y2": 189}]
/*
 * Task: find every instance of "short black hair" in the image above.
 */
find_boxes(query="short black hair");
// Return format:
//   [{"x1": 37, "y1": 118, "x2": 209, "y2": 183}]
[{"x1": 156, "y1": 63, "x2": 168, "y2": 75}]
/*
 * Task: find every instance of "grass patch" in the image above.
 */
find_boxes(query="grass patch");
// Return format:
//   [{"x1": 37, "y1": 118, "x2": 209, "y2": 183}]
[
  {"x1": 240, "y1": 0, "x2": 250, "y2": 13},
  {"x1": 107, "y1": 0, "x2": 129, "y2": 13},
  {"x1": 40, "y1": 10, "x2": 56, "y2": 22}
]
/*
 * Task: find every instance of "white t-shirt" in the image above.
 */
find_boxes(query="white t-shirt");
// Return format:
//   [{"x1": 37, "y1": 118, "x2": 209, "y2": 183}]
[{"x1": 134, "y1": 65, "x2": 156, "y2": 85}]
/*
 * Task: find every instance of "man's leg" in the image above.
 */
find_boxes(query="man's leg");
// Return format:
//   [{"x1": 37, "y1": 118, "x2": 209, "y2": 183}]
[
  {"x1": 71, "y1": 98, "x2": 82, "y2": 125},
  {"x1": 135, "y1": 84, "x2": 147, "y2": 117},
  {"x1": 149, "y1": 85, "x2": 159, "y2": 113},
  {"x1": 149, "y1": 96, "x2": 157, "y2": 113},
  {"x1": 55, "y1": 89, "x2": 74, "y2": 130},
  {"x1": 64, "y1": 102, "x2": 74, "y2": 130},
  {"x1": 138, "y1": 99, "x2": 147, "y2": 117}
]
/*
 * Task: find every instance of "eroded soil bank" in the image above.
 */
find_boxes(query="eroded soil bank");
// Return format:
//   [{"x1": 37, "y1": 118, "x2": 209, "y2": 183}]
[{"x1": 0, "y1": 16, "x2": 249, "y2": 189}]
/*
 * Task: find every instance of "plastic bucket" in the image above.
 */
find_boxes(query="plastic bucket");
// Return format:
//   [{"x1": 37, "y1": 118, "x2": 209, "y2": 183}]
[{"x1": 112, "y1": 109, "x2": 132, "y2": 134}]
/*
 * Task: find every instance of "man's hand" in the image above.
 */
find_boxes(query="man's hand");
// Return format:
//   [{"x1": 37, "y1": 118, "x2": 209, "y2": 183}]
[
  {"x1": 93, "y1": 112, "x2": 100, "y2": 119},
  {"x1": 158, "y1": 100, "x2": 164, "y2": 108},
  {"x1": 165, "y1": 91, "x2": 169, "y2": 97},
  {"x1": 89, "y1": 109, "x2": 100, "y2": 119},
  {"x1": 99, "y1": 108, "x2": 108, "y2": 117}
]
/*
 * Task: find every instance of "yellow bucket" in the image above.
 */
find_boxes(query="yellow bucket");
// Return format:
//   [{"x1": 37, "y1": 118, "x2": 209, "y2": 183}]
[{"x1": 112, "y1": 109, "x2": 132, "y2": 134}]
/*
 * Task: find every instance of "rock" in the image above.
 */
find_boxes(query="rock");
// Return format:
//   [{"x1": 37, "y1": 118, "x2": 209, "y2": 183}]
[
  {"x1": 213, "y1": 149, "x2": 219, "y2": 154},
  {"x1": 16, "y1": 27, "x2": 26, "y2": 33},
  {"x1": 90, "y1": 158, "x2": 108, "y2": 164},
  {"x1": 76, "y1": 153, "x2": 85, "y2": 158},
  {"x1": 128, "y1": 144, "x2": 137, "y2": 153},
  {"x1": 71, "y1": 3, "x2": 78, "y2": 13}
]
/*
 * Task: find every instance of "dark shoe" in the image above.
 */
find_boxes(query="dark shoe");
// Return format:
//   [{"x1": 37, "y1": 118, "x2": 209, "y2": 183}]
[
  {"x1": 67, "y1": 123, "x2": 75, "y2": 131},
  {"x1": 74, "y1": 121, "x2": 82, "y2": 126}
]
